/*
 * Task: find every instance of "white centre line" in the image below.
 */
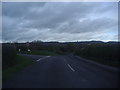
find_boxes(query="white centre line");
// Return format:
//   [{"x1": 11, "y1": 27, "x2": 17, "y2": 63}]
[{"x1": 67, "y1": 64, "x2": 75, "y2": 72}]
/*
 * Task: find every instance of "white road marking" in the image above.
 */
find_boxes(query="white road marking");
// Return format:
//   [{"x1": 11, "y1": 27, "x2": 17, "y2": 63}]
[
  {"x1": 36, "y1": 58, "x2": 41, "y2": 62},
  {"x1": 36, "y1": 56, "x2": 51, "y2": 62},
  {"x1": 67, "y1": 64, "x2": 75, "y2": 72}
]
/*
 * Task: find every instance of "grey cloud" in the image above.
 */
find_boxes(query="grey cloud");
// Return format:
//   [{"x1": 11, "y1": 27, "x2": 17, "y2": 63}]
[
  {"x1": 2, "y1": 2, "x2": 118, "y2": 42},
  {"x1": 2, "y1": 2, "x2": 46, "y2": 18},
  {"x1": 25, "y1": 3, "x2": 98, "y2": 28},
  {"x1": 52, "y1": 17, "x2": 117, "y2": 34}
]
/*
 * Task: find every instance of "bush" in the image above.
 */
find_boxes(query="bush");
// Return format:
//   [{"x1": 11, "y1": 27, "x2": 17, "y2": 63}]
[{"x1": 2, "y1": 44, "x2": 17, "y2": 69}]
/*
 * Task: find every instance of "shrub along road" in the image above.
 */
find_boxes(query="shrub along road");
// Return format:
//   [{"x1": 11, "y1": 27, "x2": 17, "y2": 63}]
[{"x1": 3, "y1": 54, "x2": 119, "y2": 88}]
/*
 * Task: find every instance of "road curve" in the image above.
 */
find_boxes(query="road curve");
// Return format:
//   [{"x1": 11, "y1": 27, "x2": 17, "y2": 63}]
[{"x1": 3, "y1": 54, "x2": 119, "y2": 88}]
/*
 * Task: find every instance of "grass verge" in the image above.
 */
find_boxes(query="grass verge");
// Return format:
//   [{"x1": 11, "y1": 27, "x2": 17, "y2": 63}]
[{"x1": 3, "y1": 55, "x2": 33, "y2": 81}]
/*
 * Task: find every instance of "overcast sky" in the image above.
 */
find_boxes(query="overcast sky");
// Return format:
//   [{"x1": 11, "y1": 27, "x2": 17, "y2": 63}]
[{"x1": 2, "y1": 2, "x2": 118, "y2": 42}]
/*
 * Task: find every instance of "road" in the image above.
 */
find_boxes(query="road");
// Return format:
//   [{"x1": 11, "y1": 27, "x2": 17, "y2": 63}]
[{"x1": 3, "y1": 54, "x2": 119, "y2": 88}]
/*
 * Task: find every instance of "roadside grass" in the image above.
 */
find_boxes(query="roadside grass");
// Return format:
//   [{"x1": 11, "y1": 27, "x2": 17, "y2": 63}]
[
  {"x1": 18, "y1": 50, "x2": 62, "y2": 56},
  {"x1": 77, "y1": 55, "x2": 119, "y2": 68},
  {"x1": 3, "y1": 55, "x2": 33, "y2": 81}
]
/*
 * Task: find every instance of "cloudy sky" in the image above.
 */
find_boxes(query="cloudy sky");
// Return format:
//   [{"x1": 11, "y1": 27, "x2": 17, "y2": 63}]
[{"x1": 2, "y1": 2, "x2": 118, "y2": 42}]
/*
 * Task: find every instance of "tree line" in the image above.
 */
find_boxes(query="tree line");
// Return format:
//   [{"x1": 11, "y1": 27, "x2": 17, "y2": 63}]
[{"x1": 2, "y1": 41, "x2": 119, "y2": 69}]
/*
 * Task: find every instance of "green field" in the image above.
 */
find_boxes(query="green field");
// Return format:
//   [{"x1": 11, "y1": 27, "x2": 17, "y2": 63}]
[{"x1": 18, "y1": 50, "x2": 65, "y2": 56}]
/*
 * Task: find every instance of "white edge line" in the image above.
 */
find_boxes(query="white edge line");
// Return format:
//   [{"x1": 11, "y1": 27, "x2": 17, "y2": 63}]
[
  {"x1": 67, "y1": 64, "x2": 75, "y2": 72},
  {"x1": 36, "y1": 56, "x2": 51, "y2": 62},
  {"x1": 36, "y1": 58, "x2": 41, "y2": 62}
]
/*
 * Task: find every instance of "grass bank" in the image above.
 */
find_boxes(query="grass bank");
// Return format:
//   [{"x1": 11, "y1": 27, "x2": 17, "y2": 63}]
[
  {"x1": 77, "y1": 55, "x2": 119, "y2": 68},
  {"x1": 3, "y1": 55, "x2": 33, "y2": 81}
]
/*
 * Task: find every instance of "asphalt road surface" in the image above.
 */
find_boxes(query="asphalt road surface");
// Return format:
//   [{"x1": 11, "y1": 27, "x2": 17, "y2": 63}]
[{"x1": 3, "y1": 54, "x2": 119, "y2": 88}]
